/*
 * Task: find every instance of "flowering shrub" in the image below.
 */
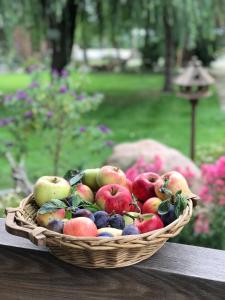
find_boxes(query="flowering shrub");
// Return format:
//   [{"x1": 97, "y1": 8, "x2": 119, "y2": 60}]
[{"x1": 0, "y1": 68, "x2": 110, "y2": 178}]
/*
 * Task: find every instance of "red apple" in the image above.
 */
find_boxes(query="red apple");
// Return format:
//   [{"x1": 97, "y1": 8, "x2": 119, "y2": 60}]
[
  {"x1": 73, "y1": 183, "x2": 94, "y2": 203},
  {"x1": 63, "y1": 217, "x2": 97, "y2": 237},
  {"x1": 142, "y1": 197, "x2": 162, "y2": 214},
  {"x1": 96, "y1": 165, "x2": 126, "y2": 187},
  {"x1": 129, "y1": 200, "x2": 143, "y2": 213},
  {"x1": 36, "y1": 208, "x2": 65, "y2": 227},
  {"x1": 132, "y1": 172, "x2": 160, "y2": 202},
  {"x1": 154, "y1": 171, "x2": 198, "y2": 200},
  {"x1": 135, "y1": 214, "x2": 164, "y2": 233},
  {"x1": 95, "y1": 184, "x2": 133, "y2": 214}
]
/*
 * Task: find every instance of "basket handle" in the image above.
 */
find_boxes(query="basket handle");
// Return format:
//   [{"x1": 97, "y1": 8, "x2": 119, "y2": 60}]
[{"x1": 5, "y1": 207, "x2": 47, "y2": 247}]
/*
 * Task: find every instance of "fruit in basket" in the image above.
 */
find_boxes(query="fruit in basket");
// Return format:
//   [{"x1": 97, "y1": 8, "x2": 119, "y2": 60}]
[
  {"x1": 122, "y1": 224, "x2": 140, "y2": 235},
  {"x1": 159, "y1": 204, "x2": 176, "y2": 226},
  {"x1": 129, "y1": 200, "x2": 143, "y2": 213},
  {"x1": 46, "y1": 219, "x2": 64, "y2": 233},
  {"x1": 73, "y1": 183, "x2": 94, "y2": 203},
  {"x1": 93, "y1": 211, "x2": 109, "y2": 229},
  {"x1": 123, "y1": 178, "x2": 133, "y2": 193},
  {"x1": 135, "y1": 213, "x2": 164, "y2": 233},
  {"x1": 97, "y1": 232, "x2": 114, "y2": 237},
  {"x1": 97, "y1": 227, "x2": 122, "y2": 237},
  {"x1": 96, "y1": 165, "x2": 126, "y2": 187},
  {"x1": 95, "y1": 184, "x2": 133, "y2": 214},
  {"x1": 123, "y1": 212, "x2": 140, "y2": 226},
  {"x1": 34, "y1": 176, "x2": 71, "y2": 207},
  {"x1": 142, "y1": 197, "x2": 162, "y2": 214},
  {"x1": 36, "y1": 208, "x2": 65, "y2": 227},
  {"x1": 155, "y1": 171, "x2": 198, "y2": 200},
  {"x1": 82, "y1": 168, "x2": 100, "y2": 190},
  {"x1": 132, "y1": 172, "x2": 160, "y2": 202},
  {"x1": 109, "y1": 214, "x2": 125, "y2": 229},
  {"x1": 63, "y1": 217, "x2": 97, "y2": 237},
  {"x1": 72, "y1": 209, "x2": 95, "y2": 222}
]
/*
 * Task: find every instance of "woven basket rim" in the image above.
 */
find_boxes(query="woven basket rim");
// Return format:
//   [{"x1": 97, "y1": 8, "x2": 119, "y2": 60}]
[{"x1": 15, "y1": 193, "x2": 193, "y2": 243}]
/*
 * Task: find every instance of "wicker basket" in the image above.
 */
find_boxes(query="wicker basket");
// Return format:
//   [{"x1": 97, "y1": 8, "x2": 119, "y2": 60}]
[{"x1": 5, "y1": 194, "x2": 193, "y2": 268}]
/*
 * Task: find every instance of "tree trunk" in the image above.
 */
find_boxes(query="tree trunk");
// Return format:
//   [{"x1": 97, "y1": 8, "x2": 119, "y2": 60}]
[
  {"x1": 49, "y1": 0, "x2": 78, "y2": 72},
  {"x1": 5, "y1": 152, "x2": 33, "y2": 195},
  {"x1": 163, "y1": 2, "x2": 174, "y2": 92}
]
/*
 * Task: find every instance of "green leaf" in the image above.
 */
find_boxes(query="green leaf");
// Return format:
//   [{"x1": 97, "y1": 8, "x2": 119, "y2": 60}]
[
  {"x1": 79, "y1": 201, "x2": 101, "y2": 212},
  {"x1": 71, "y1": 195, "x2": 83, "y2": 208},
  {"x1": 70, "y1": 172, "x2": 84, "y2": 186},
  {"x1": 37, "y1": 199, "x2": 66, "y2": 214},
  {"x1": 158, "y1": 199, "x2": 170, "y2": 215},
  {"x1": 174, "y1": 195, "x2": 188, "y2": 218},
  {"x1": 64, "y1": 169, "x2": 84, "y2": 186},
  {"x1": 66, "y1": 210, "x2": 72, "y2": 220},
  {"x1": 64, "y1": 169, "x2": 80, "y2": 180}
]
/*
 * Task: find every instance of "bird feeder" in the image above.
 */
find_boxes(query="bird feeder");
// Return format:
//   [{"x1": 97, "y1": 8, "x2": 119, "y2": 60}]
[{"x1": 174, "y1": 56, "x2": 214, "y2": 161}]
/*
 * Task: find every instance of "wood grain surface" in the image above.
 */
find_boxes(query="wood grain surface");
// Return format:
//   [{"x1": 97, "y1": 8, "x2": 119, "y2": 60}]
[{"x1": 1, "y1": 218, "x2": 225, "y2": 300}]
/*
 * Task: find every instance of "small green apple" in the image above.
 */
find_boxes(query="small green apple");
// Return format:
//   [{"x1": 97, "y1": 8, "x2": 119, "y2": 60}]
[
  {"x1": 123, "y1": 212, "x2": 140, "y2": 226},
  {"x1": 97, "y1": 227, "x2": 122, "y2": 237},
  {"x1": 34, "y1": 176, "x2": 71, "y2": 207},
  {"x1": 82, "y1": 168, "x2": 100, "y2": 190}
]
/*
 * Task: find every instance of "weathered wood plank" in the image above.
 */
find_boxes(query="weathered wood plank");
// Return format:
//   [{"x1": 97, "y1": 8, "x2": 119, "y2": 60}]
[{"x1": 1, "y1": 218, "x2": 225, "y2": 300}]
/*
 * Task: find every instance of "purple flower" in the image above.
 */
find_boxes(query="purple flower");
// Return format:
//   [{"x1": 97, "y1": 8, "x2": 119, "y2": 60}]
[
  {"x1": 27, "y1": 98, "x2": 34, "y2": 104},
  {"x1": 4, "y1": 95, "x2": 13, "y2": 102},
  {"x1": 29, "y1": 81, "x2": 39, "y2": 89},
  {"x1": 79, "y1": 127, "x2": 86, "y2": 133},
  {"x1": 98, "y1": 125, "x2": 111, "y2": 133},
  {"x1": 24, "y1": 111, "x2": 33, "y2": 119},
  {"x1": 77, "y1": 94, "x2": 85, "y2": 101},
  {"x1": 0, "y1": 118, "x2": 13, "y2": 127},
  {"x1": 47, "y1": 111, "x2": 53, "y2": 118},
  {"x1": 59, "y1": 85, "x2": 68, "y2": 93},
  {"x1": 105, "y1": 140, "x2": 114, "y2": 147},
  {"x1": 52, "y1": 69, "x2": 59, "y2": 78},
  {"x1": 16, "y1": 90, "x2": 27, "y2": 100},
  {"x1": 61, "y1": 69, "x2": 69, "y2": 78}
]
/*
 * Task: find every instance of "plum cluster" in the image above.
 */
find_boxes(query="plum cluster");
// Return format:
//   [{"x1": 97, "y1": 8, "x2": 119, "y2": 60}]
[{"x1": 34, "y1": 166, "x2": 197, "y2": 238}]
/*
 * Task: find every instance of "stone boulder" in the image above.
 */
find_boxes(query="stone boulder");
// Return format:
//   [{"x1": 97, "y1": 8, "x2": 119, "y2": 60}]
[{"x1": 107, "y1": 139, "x2": 202, "y2": 193}]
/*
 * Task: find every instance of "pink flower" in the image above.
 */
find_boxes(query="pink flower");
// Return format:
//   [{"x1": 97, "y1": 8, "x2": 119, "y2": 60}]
[
  {"x1": 216, "y1": 156, "x2": 225, "y2": 178},
  {"x1": 219, "y1": 196, "x2": 225, "y2": 205},
  {"x1": 194, "y1": 213, "x2": 209, "y2": 234}
]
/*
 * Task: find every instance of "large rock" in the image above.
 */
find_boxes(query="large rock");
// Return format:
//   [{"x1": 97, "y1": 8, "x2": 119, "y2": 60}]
[{"x1": 107, "y1": 139, "x2": 202, "y2": 193}]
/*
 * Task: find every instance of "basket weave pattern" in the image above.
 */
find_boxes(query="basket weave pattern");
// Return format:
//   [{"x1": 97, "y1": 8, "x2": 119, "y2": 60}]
[{"x1": 5, "y1": 194, "x2": 193, "y2": 268}]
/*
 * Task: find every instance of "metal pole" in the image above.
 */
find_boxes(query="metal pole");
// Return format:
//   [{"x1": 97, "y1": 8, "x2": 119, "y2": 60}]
[{"x1": 190, "y1": 99, "x2": 198, "y2": 161}]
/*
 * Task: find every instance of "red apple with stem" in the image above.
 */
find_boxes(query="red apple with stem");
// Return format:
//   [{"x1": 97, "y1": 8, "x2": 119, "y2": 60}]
[
  {"x1": 95, "y1": 184, "x2": 133, "y2": 214},
  {"x1": 96, "y1": 165, "x2": 126, "y2": 187},
  {"x1": 132, "y1": 172, "x2": 160, "y2": 202},
  {"x1": 135, "y1": 214, "x2": 164, "y2": 233}
]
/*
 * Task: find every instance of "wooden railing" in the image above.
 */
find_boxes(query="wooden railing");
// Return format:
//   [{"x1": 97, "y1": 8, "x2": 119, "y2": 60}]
[{"x1": 0, "y1": 218, "x2": 225, "y2": 300}]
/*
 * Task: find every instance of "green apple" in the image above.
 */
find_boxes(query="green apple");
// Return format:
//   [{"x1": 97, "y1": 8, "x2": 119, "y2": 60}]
[
  {"x1": 34, "y1": 176, "x2": 71, "y2": 207},
  {"x1": 123, "y1": 212, "x2": 140, "y2": 226},
  {"x1": 82, "y1": 168, "x2": 100, "y2": 191}
]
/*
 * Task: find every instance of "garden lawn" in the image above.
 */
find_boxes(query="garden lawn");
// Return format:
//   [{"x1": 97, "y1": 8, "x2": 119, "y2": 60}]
[{"x1": 0, "y1": 72, "x2": 224, "y2": 189}]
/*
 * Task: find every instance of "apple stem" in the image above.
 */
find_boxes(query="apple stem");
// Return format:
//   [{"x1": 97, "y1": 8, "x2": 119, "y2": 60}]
[{"x1": 53, "y1": 177, "x2": 58, "y2": 184}]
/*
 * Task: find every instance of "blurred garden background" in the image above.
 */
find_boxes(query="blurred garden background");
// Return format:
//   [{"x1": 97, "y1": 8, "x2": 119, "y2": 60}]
[{"x1": 1, "y1": 0, "x2": 225, "y2": 249}]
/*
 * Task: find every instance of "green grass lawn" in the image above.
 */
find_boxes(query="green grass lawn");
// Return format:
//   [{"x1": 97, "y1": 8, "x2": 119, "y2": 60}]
[{"x1": 0, "y1": 72, "x2": 225, "y2": 189}]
